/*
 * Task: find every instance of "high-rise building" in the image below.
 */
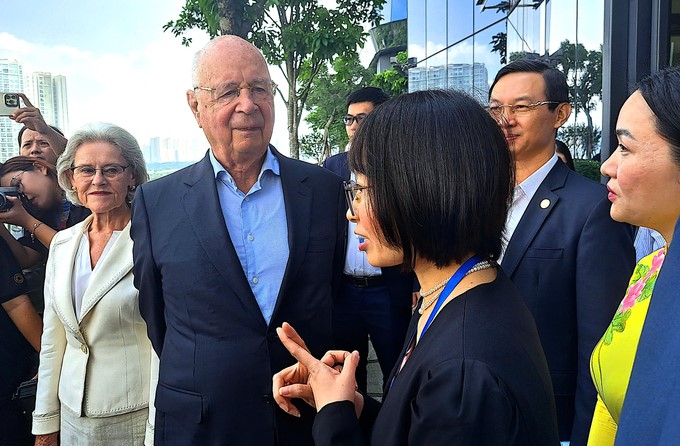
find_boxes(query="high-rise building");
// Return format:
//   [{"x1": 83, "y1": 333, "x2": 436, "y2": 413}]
[
  {"x1": 33, "y1": 72, "x2": 69, "y2": 134},
  {"x1": 0, "y1": 59, "x2": 25, "y2": 161}
]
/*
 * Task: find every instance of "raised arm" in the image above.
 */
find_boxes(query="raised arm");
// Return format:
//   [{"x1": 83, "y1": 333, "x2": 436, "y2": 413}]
[{"x1": 12, "y1": 94, "x2": 67, "y2": 158}]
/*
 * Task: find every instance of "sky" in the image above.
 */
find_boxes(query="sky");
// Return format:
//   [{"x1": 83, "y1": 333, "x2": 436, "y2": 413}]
[{"x1": 0, "y1": 0, "x2": 297, "y2": 156}]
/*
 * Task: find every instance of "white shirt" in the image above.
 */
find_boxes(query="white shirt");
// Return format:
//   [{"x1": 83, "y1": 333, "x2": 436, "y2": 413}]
[
  {"x1": 344, "y1": 171, "x2": 381, "y2": 277},
  {"x1": 500, "y1": 153, "x2": 559, "y2": 261},
  {"x1": 72, "y1": 229, "x2": 121, "y2": 320}
]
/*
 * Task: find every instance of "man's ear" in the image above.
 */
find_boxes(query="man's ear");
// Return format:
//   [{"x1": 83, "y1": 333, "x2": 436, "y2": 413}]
[
  {"x1": 187, "y1": 90, "x2": 202, "y2": 128},
  {"x1": 554, "y1": 102, "x2": 572, "y2": 129}
]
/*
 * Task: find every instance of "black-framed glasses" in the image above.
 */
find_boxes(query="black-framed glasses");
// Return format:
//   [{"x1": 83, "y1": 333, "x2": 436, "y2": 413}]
[
  {"x1": 343, "y1": 114, "x2": 368, "y2": 126},
  {"x1": 193, "y1": 82, "x2": 277, "y2": 104},
  {"x1": 70, "y1": 164, "x2": 130, "y2": 180},
  {"x1": 486, "y1": 101, "x2": 561, "y2": 119},
  {"x1": 343, "y1": 180, "x2": 370, "y2": 216}
]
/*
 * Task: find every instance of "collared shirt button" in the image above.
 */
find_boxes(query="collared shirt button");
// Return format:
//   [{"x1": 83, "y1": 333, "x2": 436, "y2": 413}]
[
  {"x1": 245, "y1": 196, "x2": 250, "y2": 202},
  {"x1": 252, "y1": 277, "x2": 259, "y2": 284},
  {"x1": 81, "y1": 344, "x2": 88, "y2": 354},
  {"x1": 248, "y1": 234, "x2": 254, "y2": 241}
]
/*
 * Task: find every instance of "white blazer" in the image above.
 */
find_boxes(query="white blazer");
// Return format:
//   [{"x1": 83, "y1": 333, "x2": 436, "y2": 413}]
[{"x1": 32, "y1": 217, "x2": 153, "y2": 435}]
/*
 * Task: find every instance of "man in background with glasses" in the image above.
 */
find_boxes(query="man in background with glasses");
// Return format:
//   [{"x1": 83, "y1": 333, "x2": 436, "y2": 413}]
[
  {"x1": 322, "y1": 87, "x2": 416, "y2": 395},
  {"x1": 130, "y1": 35, "x2": 345, "y2": 446},
  {"x1": 488, "y1": 59, "x2": 635, "y2": 446}
]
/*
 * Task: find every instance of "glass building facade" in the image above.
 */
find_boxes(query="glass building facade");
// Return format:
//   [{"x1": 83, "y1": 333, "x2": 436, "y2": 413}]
[{"x1": 405, "y1": 0, "x2": 678, "y2": 161}]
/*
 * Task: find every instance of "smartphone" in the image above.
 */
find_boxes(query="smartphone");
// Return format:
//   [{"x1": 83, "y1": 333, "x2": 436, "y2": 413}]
[{"x1": 0, "y1": 93, "x2": 20, "y2": 116}]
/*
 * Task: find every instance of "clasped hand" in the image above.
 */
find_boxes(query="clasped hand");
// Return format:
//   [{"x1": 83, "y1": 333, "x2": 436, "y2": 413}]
[{"x1": 272, "y1": 322, "x2": 363, "y2": 417}]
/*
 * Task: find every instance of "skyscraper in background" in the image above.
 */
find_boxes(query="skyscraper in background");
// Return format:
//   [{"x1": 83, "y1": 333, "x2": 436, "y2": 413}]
[
  {"x1": 33, "y1": 71, "x2": 69, "y2": 134},
  {"x1": 0, "y1": 61, "x2": 69, "y2": 161},
  {"x1": 0, "y1": 59, "x2": 25, "y2": 161}
]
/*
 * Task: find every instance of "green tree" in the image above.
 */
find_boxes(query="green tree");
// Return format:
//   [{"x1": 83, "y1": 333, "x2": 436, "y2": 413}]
[
  {"x1": 558, "y1": 123, "x2": 601, "y2": 159},
  {"x1": 555, "y1": 40, "x2": 603, "y2": 158},
  {"x1": 303, "y1": 54, "x2": 372, "y2": 161},
  {"x1": 371, "y1": 51, "x2": 409, "y2": 96},
  {"x1": 299, "y1": 132, "x2": 328, "y2": 165},
  {"x1": 165, "y1": 0, "x2": 385, "y2": 159}
]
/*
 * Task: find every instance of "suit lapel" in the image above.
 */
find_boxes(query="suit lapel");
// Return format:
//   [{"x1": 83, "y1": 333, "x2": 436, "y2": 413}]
[
  {"x1": 182, "y1": 154, "x2": 265, "y2": 325},
  {"x1": 79, "y1": 222, "x2": 134, "y2": 319},
  {"x1": 271, "y1": 148, "x2": 312, "y2": 320},
  {"x1": 501, "y1": 162, "x2": 568, "y2": 276},
  {"x1": 51, "y1": 219, "x2": 88, "y2": 335}
]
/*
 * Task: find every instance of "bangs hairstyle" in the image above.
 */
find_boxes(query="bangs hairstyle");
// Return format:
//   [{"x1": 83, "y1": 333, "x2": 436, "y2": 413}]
[
  {"x1": 349, "y1": 89, "x2": 513, "y2": 269},
  {"x1": 0, "y1": 156, "x2": 58, "y2": 180},
  {"x1": 57, "y1": 123, "x2": 149, "y2": 206},
  {"x1": 636, "y1": 67, "x2": 680, "y2": 166}
]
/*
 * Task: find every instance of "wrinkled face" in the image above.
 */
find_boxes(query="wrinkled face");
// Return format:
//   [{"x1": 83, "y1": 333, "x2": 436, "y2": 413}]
[
  {"x1": 346, "y1": 173, "x2": 403, "y2": 267},
  {"x1": 187, "y1": 40, "x2": 275, "y2": 162},
  {"x1": 0, "y1": 167, "x2": 58, "y2": 210},
  {"x1": 489, "y1": 72, "x2": 568, "y2": 163},
  {"x1": 601, "y1": 91, "x2": 680, "y2": 237},
  {"x1": 345, "y1": 101, "x2": 375, "y2": 142},
  {"x1": 67, "y1": 141, "x2": 136, "y2": 215},
  {"x1": 20, "y1": 129, "x2": 58, "y2": 164}
]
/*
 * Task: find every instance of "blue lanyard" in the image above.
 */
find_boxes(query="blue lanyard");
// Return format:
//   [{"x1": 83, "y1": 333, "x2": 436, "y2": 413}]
[
  {"x1": 389, "y1": 255, "x2": 481, "y2": 390},
  {"x1": 420, "y1": 255, "x2": 481, "y2": 336}
]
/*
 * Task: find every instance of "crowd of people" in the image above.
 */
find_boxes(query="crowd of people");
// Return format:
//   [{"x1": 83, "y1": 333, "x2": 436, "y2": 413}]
[{"x1": 0, "y1": 35, "x2": 679, "y2": 446}]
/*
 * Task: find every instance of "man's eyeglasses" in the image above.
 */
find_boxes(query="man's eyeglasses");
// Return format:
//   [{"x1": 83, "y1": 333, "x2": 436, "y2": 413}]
[
  {"x1": 70, "y1": 164, "x2": 130, "y2": 180},
  {"x1": 343, "y1": 114, "x2": 368, "y2": 126},
  {"x1": 486, "y1": 101, "x2": 561, "y2": 119},
  {"x1": 194, "y1": 82, "x2": 277, "y2": 105},
  {"x1": 343, "y1": 180, "x2": 370, "y2": 216}
]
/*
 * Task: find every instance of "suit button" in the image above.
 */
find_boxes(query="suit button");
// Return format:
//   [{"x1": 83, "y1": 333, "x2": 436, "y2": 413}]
[
  {"x1": 80, "y1": 344, "x2": 88, "y2": 354},
  {"x1": 263, "y1": 394, "x2": 272, "y2": 404}
]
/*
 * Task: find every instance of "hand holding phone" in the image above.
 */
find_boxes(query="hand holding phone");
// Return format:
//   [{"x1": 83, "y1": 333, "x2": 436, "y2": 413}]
[{"x1": 0, "y1": 93, "x2": 21, "y2": 116}]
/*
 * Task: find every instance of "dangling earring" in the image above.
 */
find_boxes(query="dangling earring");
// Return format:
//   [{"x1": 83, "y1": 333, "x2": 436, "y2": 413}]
[
  {"x1": 71, "y1": 186, "x2": 76, "y2": 191},
  {"x1": 129, "y1": 185, "x2": 136, "y2": 191}
]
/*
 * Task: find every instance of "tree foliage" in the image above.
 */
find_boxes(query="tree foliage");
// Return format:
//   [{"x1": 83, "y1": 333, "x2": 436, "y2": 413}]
[
  {"x1": 302, "y1": 55, "x2": 371, "y2": 162},
  {"x1": 165, "y1": 0, "x2": 385, "y2": 159},
  {"x1": 558, "y1": 123, "x2": 602, "y2": 159},
  {"x1": 554, "y1": 40, "x2": 603, "y2": 158},
  {"x1": 371, "y1": 51, "x2": 409, "y2": 97}
]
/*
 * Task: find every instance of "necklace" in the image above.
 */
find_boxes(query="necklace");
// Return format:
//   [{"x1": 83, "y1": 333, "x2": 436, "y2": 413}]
[{"x1": 418, "y1": 260, "x2": 495, "y2": 315}]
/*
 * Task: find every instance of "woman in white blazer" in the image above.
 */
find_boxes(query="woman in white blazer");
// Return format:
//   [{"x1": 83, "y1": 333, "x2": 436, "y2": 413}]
[{"x1": 32, "y1": 123, "x2": 152, "y2": 446}]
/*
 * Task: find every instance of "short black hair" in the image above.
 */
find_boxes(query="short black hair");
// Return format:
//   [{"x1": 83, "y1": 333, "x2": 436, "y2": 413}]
[
  {"x1": 346, "y1": 87, "x2": 391, "y2": 108},
  {"x1": 17, "y1": 125, "x2": 64, "y2": 148},
  {"x1": 489, "y1": 59, "x2": 569, "y2": 110},
  {"x1": 636, "y1": 67, "x2": 680, "y2": 166},
  {"x1": 349, "y1": 89, "x2": 512, "y2": 269}
]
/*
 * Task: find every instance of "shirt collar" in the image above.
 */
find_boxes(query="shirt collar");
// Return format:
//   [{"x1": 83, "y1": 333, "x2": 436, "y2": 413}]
[
  {"x1": 516, "y1": 152, "x2": 558, "y2": 198},
  {"x1": 209, "y1": 146, "x2": 280, "y2": 183}
]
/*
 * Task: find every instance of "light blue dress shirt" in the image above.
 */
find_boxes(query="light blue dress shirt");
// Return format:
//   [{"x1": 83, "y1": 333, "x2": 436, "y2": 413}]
[{"x1": 209, "y1": 148, "x2": 289, "y2": 325}]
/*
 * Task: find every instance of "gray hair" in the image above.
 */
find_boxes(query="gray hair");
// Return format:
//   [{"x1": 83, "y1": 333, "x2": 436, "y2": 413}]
[{"x1": 57, "y1": 123, "x2": 149, "y2": 206}]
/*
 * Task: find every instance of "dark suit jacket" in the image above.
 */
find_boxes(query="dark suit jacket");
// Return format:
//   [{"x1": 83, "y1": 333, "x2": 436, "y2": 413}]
[
  {"x1": 323, "y1": 152, "x2": 415, "y2": 302},
  {"x1": 312, "y1": 272, "x2": 560, "y2": 446},
  {"x1": 615, "y1": 218, "x2": 680, "y2": 445},
  {"x1": 131, "y1": 148, "x2": 346, "y2": 445},
  {"x1": 501, "y1": 160, "x2": 635, "y2": 446}
]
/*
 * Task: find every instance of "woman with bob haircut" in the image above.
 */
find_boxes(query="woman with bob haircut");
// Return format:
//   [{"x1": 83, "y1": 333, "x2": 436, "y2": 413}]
[
  {"x1": 273, "y1": 89, "x2": 560, "y2": 445},
  {"x1": 32, "y1": 123, "x2": 153, "y2": 446},
  {"x1": 587, "y1": 67, "x2": 680, "y2": 445}
]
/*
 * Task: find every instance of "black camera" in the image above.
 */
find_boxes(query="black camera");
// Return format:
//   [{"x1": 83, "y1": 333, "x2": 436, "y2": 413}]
[{"x1": 0, "y1": 186, "x2": 21, "y2": 211}]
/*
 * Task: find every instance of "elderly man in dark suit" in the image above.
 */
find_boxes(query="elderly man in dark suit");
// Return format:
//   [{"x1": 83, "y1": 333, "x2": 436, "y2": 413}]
[
  {"x1": 323, "y1": 87, "x2": 415, "y2": 393},
  {"x1": 488, "y1": 59, "x2": 635, "y2": 446},
  {"x1": 131, "y1": 36, "x2": 345, "y2": 445}
]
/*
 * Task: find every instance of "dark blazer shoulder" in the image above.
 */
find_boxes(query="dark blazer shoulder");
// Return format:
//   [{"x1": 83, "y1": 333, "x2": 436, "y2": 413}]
[{"x1": 322, "y1": 152, "x2": 349, "y2": 179}]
